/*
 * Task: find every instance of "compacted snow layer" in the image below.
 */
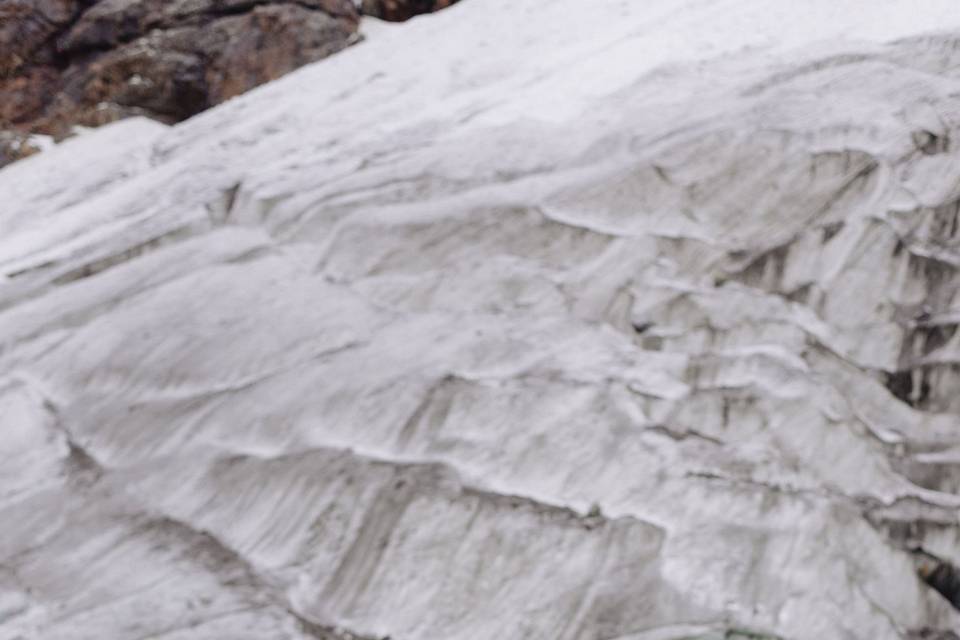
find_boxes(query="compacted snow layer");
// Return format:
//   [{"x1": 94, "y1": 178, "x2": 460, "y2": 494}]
[{"x1": 4, "y1": 1, "x2": 960, "y2": 638}]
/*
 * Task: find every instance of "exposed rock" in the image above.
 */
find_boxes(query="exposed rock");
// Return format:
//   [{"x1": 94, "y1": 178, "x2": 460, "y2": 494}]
[
  {"x1": 0, "y1": 0, "x2": 461, "y2": 161},
  {"x1": 0, "y1": 67, "x2": 61, "y2": 128},
  {"x1": 0, "y1": 131, "x2": 42, "y2": 168},
  {"x1": 359, "y1": 0, "x2": 458, "y2": 21},
  {"x1": 0, "y1": 0, "x2": 81, "y2": 76},
  {"x1": 0, "y1": 0, "x2": 360, "y2": 136},
  {"x1": 910, "y1": 629, "x2": 960, "y2": 640},
  {"x1": 922, "y1": 558, "x2": 960, "y2": 611}
]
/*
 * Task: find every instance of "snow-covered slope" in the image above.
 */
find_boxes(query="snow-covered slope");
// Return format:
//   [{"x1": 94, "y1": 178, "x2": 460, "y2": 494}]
[{"x1": 4, "y1": 1, "x2": 960, "y2": 638}]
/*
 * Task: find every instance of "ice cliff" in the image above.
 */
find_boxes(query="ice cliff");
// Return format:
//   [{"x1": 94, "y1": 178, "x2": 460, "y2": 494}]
[{"x1": 4, "y1": 1, "x2": 960, "y2": 638}]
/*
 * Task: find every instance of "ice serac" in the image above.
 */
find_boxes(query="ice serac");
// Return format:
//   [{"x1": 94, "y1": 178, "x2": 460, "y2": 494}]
[{"x1": 3, "y1": 0, "x2": 960, "y2": 638}]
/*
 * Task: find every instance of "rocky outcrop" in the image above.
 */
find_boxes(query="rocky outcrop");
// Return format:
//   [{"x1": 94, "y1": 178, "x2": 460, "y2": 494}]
[
  {"x1": 359, "y1": 0, "x2": 458, "y2": 21},
  {"x1": 0, "y1": 131, "x2": 42, "y2": 166},
  {"x1": 0, "y1": 0, "x2": 468, "y2": 167},
  {"x1": 0, "y1": 0, "x2": 360, "y2": 137}
]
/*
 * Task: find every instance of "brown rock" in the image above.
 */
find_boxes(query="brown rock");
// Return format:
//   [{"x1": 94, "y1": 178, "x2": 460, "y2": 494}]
[
  {"x1": 205, "y1": 4, "x2": 357, "y2": 103},
  {"x1": 55, "y1": 0, "x2": 160, "y2": 53},
  {"x1": 359, "y1": 0, "x2": 459, "y2": 22},
  {"x1": 0, "y1": 66, "x2": 61, "y2": 126},
  {"x1": 58, "y1": 0, "x2": 359, "y2": 53},
  {"x1": 0, "y1": 0, "x2": 458, "y2": 167},
  {"x1": 62, "y1": 32, "x2": 210, "y2": 122},
  {"x1": 0, "y1": 0, "x2": 359, "y2": 138},
  {"x1": 0, "y1": 131, "x2": 42, "y2": 169},
  {"x1": 0, "y1": 0, "x2": 82, "y2": 76}
]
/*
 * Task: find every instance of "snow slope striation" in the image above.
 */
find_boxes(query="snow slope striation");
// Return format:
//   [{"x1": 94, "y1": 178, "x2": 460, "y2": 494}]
[{"x1": 4, "y1": 1, "x2": 960, "y2": 638}]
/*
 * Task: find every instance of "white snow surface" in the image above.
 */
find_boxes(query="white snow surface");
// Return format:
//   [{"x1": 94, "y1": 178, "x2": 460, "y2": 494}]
[{"x1": 4, "y1": 1, "x2": 960, "y2": 638}]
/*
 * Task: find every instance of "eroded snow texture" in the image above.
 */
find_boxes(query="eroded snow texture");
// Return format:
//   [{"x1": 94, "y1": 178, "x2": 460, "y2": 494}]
[{"x1": 4, "y1": 1, "x2": 960, "y2": 638}]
